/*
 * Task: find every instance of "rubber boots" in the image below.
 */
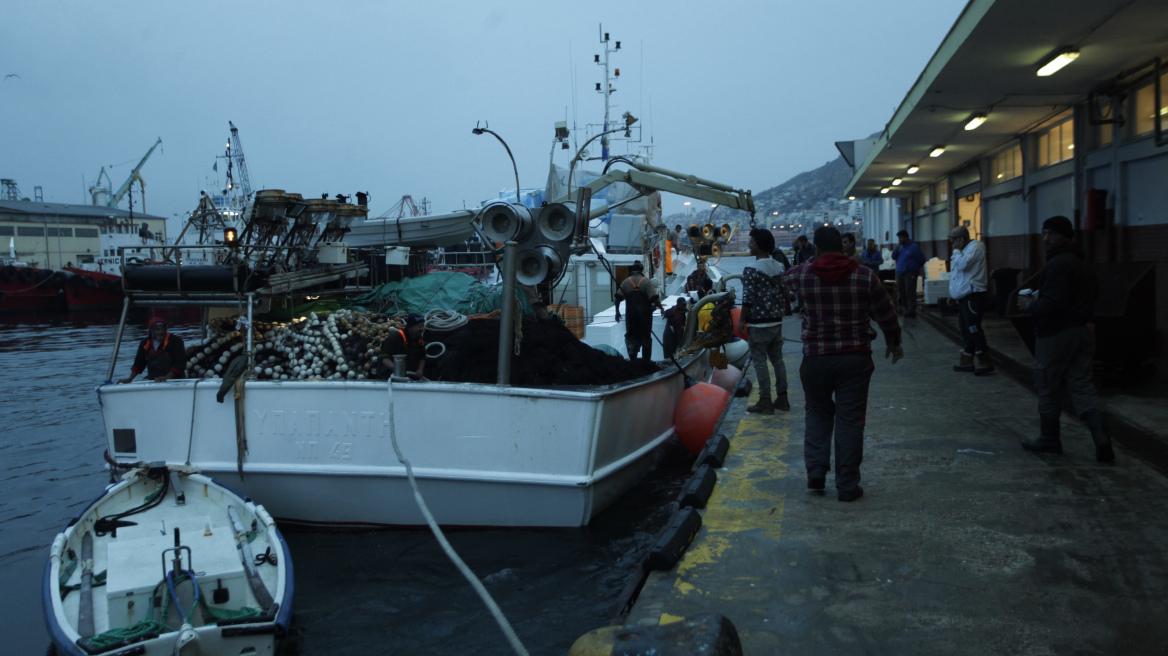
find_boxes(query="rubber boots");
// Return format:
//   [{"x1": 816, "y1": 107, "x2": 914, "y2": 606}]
[
  {"x1": 1021, "y1": 414, "x2": 1063, "y2": 454},
  {"x1": 974, "y1": 351, "x2": 995, "y2": 376},
  {"x1": 747, "y1": 397, "x2": 774, "y2": 415},
  {"x1": 1082, "y1": 410, "x2": 1115, "y2": 463},
  {"x1": 953, "y1": 351, "x2": 975, "y2": 373}
]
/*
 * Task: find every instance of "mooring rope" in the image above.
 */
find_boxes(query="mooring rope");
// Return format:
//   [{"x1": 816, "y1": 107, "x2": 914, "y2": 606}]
[{"x1": 385, "y1": 382, "x2": 530, "y2": 656}]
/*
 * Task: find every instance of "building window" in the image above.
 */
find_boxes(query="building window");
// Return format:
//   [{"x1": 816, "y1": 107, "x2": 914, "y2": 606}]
[
  {"x1": 75, "y1": 228, "x2": 98, "y2": 238},
  {"x1": 1036, "y1": 118, "x2": 1074, "y2": 168},
  {"x1": 17, "y1": 226, "x2": 45, "y2": 236},
  {"x1": 938, "y1": 186, "x2": 948, "y2": 203},
  {"x1": 916, "y1": 188, "x2": 931, "y2": 209},
  {"x1": 990, "y1": 145, "x2": 1023, "y2": 183},
  {"x1": 0, "y1": 225, "x2": 13, "y2": 236},
  {"x1": 47, "y1": 227, "x2": 73, "y2": 237},
  {"x1": 1132, "y1": 73, "x2": 1168, "y2": 138}
]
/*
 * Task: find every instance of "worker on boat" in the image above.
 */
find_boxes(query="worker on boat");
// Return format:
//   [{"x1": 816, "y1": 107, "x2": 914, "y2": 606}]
[
  {"x1": 379, "y1": 313, "x2": 427, "y2": 379},
  {"x1": 118, "y1": 317, "x2": 187, "y2": 383},
  {"x1": 614, "y1": 260, "x2": 665, "y2": 361}
]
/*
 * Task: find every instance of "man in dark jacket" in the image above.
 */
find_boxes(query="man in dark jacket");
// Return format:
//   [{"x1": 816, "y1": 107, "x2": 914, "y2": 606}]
[
  {"x1": 119, "y1": 317, "x2": 187, "y2": 383},
  {"x1": 1015, "y1": 216, "x2": 1113, "y2": 462},
  {"x1": 784, "y1": 227, "x2": 903, "y2": 502},
  {"x1": 379, "y1": 313, "x2": 427, "y2": 379},
  {"x1": 662, "y1": 297, "x2": 688, "y2": 358}
]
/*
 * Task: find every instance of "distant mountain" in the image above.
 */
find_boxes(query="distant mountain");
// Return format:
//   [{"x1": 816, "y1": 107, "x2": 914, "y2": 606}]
[{"x1": 663, "y1": 150, "x2": 855, "y2": 226}]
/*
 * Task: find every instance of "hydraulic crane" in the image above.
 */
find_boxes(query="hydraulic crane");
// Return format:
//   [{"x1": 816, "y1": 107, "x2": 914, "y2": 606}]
[
  {"x1": 224, "y1": 121, "x2": 253, "y2": 203},
  {"x1": 89, "y1": 137, "x2": 162, "y2": 211}
]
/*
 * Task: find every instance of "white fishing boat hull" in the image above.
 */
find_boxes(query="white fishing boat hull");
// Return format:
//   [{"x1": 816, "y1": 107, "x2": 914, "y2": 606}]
[
  {"x1": 99, "y1": 355, "x2": 708, "y2": 528},
  {"x1": 45, "y1": 469, "x2": 293, "y2": 656}
]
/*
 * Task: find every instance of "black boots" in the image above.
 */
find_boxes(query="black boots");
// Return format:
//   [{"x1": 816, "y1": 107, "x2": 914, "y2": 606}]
[
  {"x1": 1021, "y1": 414, "x2": 1063, "y2": 454},
  {"x1": 1021, "y1": 412, "x2": 1116, "y2": 462},
  {"x1": 1082, "y1": 410, "x2": 1116, "y2": 463}
]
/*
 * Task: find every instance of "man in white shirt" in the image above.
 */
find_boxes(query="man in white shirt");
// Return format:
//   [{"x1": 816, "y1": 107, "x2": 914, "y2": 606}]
[{"x1": 948, "y1": 226, "x2": 994, "y2": 375}]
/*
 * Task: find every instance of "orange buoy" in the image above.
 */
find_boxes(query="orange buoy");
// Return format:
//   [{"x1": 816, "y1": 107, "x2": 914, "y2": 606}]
[
  {"x1": 710, "y1": 364, "x2": 741, "y2": 393},
  {"x1": 674, "y1": 382, "x2": 730, "y2": 455},
  {"x1": 729, "y1": 308, "x2": 748, "y2": 340}
]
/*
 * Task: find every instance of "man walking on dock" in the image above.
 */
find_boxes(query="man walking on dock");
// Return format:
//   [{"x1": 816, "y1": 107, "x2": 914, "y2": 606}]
[
  {"x1": 1015, "y1": 216, "x2": 1114, "y2": 463},
  {"x1": 739, "y1": 228, "x2": 789, "y2": 413},
  {"x1": 948, "y1": 226, "x2": 994, "y2": 375},
  {"x1": 785, "y1": 227, "x2": 903, "y2": 502}
]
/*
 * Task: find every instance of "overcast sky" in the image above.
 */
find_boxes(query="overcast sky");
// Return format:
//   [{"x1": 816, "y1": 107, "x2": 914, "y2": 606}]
[{"x1": 1, "y1": 0, "x2": 967, "y2": 231}]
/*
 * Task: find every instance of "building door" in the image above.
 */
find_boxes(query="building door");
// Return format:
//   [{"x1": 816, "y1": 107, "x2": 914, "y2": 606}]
[{"x1": 958, "y1": 192, "x2": 982, "y2": 242}]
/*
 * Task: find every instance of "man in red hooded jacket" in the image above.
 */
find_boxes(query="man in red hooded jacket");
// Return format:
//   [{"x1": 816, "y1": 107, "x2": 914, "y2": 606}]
[
  {"x1": 784, "y1": 227, "x2": 903, "y2": 502},
  {"x1": 118, "y1": 317, "x2": 188, "y2": 383}
]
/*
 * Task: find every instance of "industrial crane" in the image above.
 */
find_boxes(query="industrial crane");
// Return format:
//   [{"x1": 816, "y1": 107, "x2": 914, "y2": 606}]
[
  {"x1": 224, "y1": 121, "x2": 253, "y2": 203},
  {"x1": 89, "y1": 137, "x2": 162, "y2": 211}
]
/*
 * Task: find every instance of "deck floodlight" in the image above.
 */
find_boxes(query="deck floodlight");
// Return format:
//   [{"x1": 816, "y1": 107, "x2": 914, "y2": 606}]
[
  {"x1": 623, "y1": 111, "x2": 638, "y2": 128},
  {"x1": 287, "y1": 201, "x2": 309, "y2": 219},
  {"x1": 1037, "y1": 49, "x2": 1080, "y2": 77},
  {"x1": 554, "y1": 121, "x2": 569, "y2": 140},
  {"x1": 929, "y1": 146, "x2": 946, "y2": 158},
  {"x1": 964, "y1": 113, "x2": 988, "y2": 131},
  {"x1": 906, "y1": 165, "x2": 920, "y2": 174},
  {"x1": 224, "y1": 227, "x2": 237, "y2": 244}
]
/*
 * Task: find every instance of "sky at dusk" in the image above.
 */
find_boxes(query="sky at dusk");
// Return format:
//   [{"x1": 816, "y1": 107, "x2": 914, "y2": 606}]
[{"x1": 1, "y1": 0, "x2": 967, "y2": 232}]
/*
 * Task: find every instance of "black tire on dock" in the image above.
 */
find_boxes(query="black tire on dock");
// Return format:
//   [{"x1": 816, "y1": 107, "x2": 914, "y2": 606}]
[
  {"x1": 18, "y1": 267, "x2": 35, "y2": 283},
  {"x1": 0, "y1": 265, "x2": 14, "y2": 281},
  {"x1": 82, "y1": 275, "x2": 97, "y2": 288}
]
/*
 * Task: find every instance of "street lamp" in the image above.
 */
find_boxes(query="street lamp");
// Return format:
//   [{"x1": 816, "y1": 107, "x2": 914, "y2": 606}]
[{"x1": 472, "y1": 122, "x2": 521, "y2": 205}]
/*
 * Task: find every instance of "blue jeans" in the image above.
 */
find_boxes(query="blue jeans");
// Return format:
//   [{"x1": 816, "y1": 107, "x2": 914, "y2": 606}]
[{"x1": 747, "y1": 324, "x2": 787, "y2": 399}]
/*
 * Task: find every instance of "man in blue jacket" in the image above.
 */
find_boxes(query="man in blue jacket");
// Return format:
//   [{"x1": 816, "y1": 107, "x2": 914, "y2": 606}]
[{"x1": 891, "y1": 230, "x2": 926, "y2": 317}]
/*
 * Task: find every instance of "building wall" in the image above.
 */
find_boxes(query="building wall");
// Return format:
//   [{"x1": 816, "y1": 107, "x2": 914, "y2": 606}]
[{"x1": 0, "y1": 214, "x2": 166, "y2": 269}]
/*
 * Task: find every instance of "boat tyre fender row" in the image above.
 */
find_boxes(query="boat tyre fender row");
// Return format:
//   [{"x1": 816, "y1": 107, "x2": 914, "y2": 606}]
[{"x1": 0, "y1": 264, "x2": 14, "y2": 281}]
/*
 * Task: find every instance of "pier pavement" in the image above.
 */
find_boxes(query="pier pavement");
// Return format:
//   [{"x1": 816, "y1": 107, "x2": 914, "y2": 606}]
[{"x1": 628, "y1": 315, "x2": 1168, "y2": 654}]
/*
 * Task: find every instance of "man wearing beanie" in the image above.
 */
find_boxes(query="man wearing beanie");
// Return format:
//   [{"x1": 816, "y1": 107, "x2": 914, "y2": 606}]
[
  {"x1": 739, "y1": 227, "x2": 790, "y2": 413},
  {"x1": 1016, "y1": 215, "x2": 1114, "y2": 462}
]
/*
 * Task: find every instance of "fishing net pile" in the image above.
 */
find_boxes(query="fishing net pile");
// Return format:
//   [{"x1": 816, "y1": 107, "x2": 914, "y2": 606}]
[
  {"x1": 185, "y1": 310, "x2": 405, "y2": 381},
  {"x1": 427, "y1": 319, "x2": 660, "y2": 386},
  {"x1": 185, "y1": 309, "x2": 660, "y2": 386}
]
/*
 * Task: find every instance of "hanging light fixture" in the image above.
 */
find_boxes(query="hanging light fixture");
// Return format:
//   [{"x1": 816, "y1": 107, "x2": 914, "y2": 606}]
[
  {"x1": 929, "y1": 146, "x2": 946, "y2": 158},
  {"x1": 1037, "y1": 49, "x2": 1080, "y2": 77}
]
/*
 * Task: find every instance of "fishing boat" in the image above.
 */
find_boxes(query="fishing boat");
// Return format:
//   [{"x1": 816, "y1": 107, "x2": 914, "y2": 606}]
[{"x1": 44, "y1": 465, "x2": 293, "y2": 655}]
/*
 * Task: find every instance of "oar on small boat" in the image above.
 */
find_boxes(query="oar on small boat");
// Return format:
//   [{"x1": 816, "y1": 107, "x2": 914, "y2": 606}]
[
  {"x1": 227, "y1": 505, "x2": 274, "y2": 610},
  {"x1": 78, "y1": 532, "x2": 95, "y2": 638}
]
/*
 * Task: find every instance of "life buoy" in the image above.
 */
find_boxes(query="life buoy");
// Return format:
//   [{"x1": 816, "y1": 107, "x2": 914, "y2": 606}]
[{"x1": 18, "y1": 267, "x2": 35, "y2": 283}]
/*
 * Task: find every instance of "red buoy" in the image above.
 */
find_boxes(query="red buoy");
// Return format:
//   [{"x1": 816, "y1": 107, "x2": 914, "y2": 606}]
[
  {"x1": 674, "y1": 382, "x2": 730, "y2": 455},
  {"x1": 729, "y1": 308, "x2": 748, "y2": 340},
  {"x1": 710, "y1": 364, "x2": 741, "y2": 393}
]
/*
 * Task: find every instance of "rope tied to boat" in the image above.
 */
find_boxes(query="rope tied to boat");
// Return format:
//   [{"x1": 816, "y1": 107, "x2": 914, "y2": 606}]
[{"x1": 385, "y1": 381, "x2": 530, "y2": 656}]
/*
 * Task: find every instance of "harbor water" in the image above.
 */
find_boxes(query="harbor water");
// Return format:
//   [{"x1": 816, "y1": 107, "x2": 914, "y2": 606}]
[{"x1": 0, "y1": 308, "x2": 699, "y2": 655}]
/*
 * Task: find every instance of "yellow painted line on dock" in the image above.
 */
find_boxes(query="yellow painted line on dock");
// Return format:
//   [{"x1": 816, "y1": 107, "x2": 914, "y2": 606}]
[{"x1": 655, "y1": 398, "x2": 790, "y2": 624}]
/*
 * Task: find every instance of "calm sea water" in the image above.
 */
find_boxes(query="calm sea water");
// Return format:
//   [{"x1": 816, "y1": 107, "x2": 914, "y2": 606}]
[{"x1": 0, "y1": 308, "x2": 695, "y2": 655}]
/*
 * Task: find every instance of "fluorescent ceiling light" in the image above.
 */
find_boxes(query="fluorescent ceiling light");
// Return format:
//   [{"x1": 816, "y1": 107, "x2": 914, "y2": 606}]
[
  {"x1": 892, "y1": 178, "x2": 903, "y2": 186},
  {"x1": 929, "y1": 146, "x2": 946, "y2": 158},
  {"x1": 964, "y1": 113, "x2": 988, "y2": 131},
  {"x1": 1037, "y1": 49, "x2": 1079, "y2": 77},
  {"x1": 906, "y1": 165, "x2": 920, "y2": 174},
  {"x1": 879, "y1": 188, "x2": 890, "y2": 194}
]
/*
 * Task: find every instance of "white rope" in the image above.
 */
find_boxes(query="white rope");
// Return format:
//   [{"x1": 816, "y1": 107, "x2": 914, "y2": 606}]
[
  {"x1": 385, "y1": 382, "x2": 530, "y2": 656},
  {"x1": 424, "y1": 308, "x2": 468, "y2": 332}
]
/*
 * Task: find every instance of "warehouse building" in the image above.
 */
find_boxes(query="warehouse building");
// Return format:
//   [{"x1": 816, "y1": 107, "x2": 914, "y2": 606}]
[{"x1": 0, "y1": 200, "x2": 167, "y2": 270}]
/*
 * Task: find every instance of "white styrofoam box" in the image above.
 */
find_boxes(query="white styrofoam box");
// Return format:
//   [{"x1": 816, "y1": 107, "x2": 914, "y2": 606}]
[
  {"x1": 924, "y1": 279, "x2": 950, "y2": 305},
  {"x1": 385, "y1": 246, "x2": 410, "y2": 265},
  {"x1": 925, "y1": 259, "x2": 949, "y2": 280},
  {"x1": 105, "y1": 517, "x2": 246, "y2": 627},
  {"x1": 317, "y1": 242, "x2": 350, "y2": 264}
]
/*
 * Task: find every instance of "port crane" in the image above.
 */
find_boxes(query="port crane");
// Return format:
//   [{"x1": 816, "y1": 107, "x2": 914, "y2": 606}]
[
  {"x1": 89, "y1": 137, "x2": 162, "y2": 212},
  {"x1": 223, "y1": 121, "x2": 253, "y2": 203}
]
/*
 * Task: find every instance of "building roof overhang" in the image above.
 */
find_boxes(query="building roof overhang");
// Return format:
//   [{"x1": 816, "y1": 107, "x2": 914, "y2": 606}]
[{"x1": 844, "y1": 0, "x2": 1168, "y2": 198}]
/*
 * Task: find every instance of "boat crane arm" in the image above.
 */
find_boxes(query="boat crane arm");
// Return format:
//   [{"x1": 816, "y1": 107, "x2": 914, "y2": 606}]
[{"x1": 552, "y1": 160, "x2": 756, "y2": 218}]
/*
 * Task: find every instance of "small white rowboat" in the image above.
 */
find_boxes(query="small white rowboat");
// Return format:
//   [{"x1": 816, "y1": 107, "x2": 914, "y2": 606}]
[{"x1": 44, "y1": 466, "x2": 293, "y2": 656}]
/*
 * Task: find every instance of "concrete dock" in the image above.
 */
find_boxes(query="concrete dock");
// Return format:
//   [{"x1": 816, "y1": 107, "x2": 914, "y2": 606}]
[{"x1": 628, "y1": 315, "x2": 1168, "y2": 654}]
